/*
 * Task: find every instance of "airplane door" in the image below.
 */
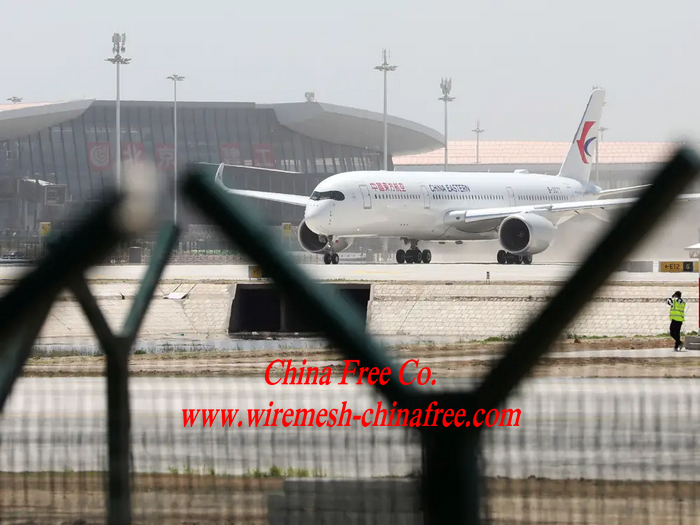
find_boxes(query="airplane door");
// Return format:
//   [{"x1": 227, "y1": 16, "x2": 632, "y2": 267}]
[
  {"x1": 359, "y1": 185, "x2": 372, "y2": 209},
  {"x1": 506, "y1": 187, "x2": 515, "y2": 207},
  {"x1": 420, "y1": 185, "x2": 431, "y2": 209}
]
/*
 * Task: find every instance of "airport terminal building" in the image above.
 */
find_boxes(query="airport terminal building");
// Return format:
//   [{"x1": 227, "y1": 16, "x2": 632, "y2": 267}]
[
  {"x1": 1, "y1": 99, "x2": 690, "y2": 233},
  {"x1": 0, "y1": 99, "x2": 443, "y2": 230}
]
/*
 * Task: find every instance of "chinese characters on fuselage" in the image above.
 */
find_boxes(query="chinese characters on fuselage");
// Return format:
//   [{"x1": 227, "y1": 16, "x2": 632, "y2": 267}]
[{"x1": 370, "y1": 182, "x2": 406, "y2": 192}]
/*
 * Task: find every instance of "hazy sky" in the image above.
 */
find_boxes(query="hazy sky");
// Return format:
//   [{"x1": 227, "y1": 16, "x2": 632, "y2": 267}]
[{"x1": 4, "y1": 0, "x2": 699, "y2": 143}]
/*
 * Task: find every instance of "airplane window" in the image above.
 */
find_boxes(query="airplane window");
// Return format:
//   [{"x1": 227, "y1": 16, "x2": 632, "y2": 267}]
[{"x1": 310, "y1": 190, "x2": 345, "y2": 201}]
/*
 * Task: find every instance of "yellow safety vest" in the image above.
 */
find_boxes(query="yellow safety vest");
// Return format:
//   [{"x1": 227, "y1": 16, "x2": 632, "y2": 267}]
[{"x1": 670, "y1": 299, "x2": 686, "y2": 322}]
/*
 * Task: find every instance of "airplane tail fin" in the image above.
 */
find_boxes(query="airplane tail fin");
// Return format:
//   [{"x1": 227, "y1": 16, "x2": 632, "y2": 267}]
[
  {"x1": 214, "y1": 163, "x2": 225, "y2": 188},
  {"x1": 557, "y1": 88, "x2": 606, "y2": 182}
]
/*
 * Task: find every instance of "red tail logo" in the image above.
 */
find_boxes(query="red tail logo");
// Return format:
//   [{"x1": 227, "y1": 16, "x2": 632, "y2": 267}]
[{"x1": 576, "y1": 121, "x2": 597, "y2": 164}]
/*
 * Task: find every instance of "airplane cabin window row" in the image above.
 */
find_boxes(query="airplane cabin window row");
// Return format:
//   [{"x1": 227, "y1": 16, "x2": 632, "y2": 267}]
[{"x1": 369, "y1": 192, "x2": 571, "y2": 202}]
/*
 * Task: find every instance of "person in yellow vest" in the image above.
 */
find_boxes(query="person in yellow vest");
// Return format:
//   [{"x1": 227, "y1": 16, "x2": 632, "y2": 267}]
[{"x1": 667, "y1": 291, "x2": 686, "y2": 351}]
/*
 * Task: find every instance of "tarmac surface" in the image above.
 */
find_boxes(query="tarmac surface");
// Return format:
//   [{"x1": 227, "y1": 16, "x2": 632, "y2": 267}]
[
  {"x1": 2, "y1": 376, "x2": 698, "y2": 481},
  {"x1": 0, "y1": 262, "x2": 698, "y2": 283}
]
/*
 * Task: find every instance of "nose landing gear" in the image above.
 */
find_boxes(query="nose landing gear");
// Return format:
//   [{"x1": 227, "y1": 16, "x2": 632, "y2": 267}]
[
  {"x1": 497, "y1": 250, "x2": 532, "y2": 265},
  {"x1": 322, "y1": 235, "x2": 340, "y2": 265}
]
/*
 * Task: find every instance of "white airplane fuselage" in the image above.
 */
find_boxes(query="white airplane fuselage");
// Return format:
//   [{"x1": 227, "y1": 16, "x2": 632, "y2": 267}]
[
  {"x1": 303, "y1": 170, "x2": 598, "y2": 241},
  {"x1": 214, "y1": 88, "x2": 699, "y2": 265}
]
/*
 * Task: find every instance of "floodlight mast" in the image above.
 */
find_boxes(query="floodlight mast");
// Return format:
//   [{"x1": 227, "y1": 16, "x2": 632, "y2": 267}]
[
  {"x1": 374, "y1": 49, "x2": 397, "y2": 171},
  {"x1": 438, "y1": 78, "x2": 455, "y2": 171},
  {"x1": 167, "y1": 74, "x2": 185, "y2": 223},
  {"x1": 106, "y1": 33, "x2": 131, "y2": 192}
]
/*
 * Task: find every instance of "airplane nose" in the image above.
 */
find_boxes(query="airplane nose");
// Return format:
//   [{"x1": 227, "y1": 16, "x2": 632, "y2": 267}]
[{"x1": 304, "y1": 204, "x2": 329, "y2": 234}]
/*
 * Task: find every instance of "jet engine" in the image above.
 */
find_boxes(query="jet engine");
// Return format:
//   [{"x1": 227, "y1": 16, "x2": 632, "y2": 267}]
[
  {"x1": 498, "y1": 213, "x2": 555, "y2": 255},
  {"x1": 297, "y1": 220, "x2": 354, "y2": 253},
  {"x1": 297, "y1": 220, "x2": 328, "y2": 253}
]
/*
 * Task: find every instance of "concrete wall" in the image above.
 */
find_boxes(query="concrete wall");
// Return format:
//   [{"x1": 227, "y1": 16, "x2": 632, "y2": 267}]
[
  {"x1": 368, "y1": 283, "x2": 698, "y2": 339},
  {"x1": 4, "y1": 281, "x2": 696, "y2": 348},
  {"x1": 8, "y1": 282, "x2": 233, "y2": 347}
]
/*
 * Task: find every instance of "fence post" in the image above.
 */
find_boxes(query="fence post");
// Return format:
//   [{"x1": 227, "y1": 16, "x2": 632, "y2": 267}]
[
  {"x1": 422, "y1": 426, "x2": 482, "y2": 524},
  {"x1": 106, "y1": 337, "x2": 132, "y2": 525},
  {"x1": 419, "y1": 393, "x2": 482, "y2": 524}
]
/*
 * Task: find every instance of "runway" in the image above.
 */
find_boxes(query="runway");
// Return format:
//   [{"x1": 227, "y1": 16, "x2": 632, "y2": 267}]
[
  {"x1": 0, "y1": 262, "x2": 696, "y2": 283},
  {"x1": 2, "y1": 377, "x2": 698, "y2": 481}
]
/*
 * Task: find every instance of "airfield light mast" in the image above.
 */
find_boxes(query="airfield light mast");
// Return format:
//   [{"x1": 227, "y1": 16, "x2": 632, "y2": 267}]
[
  {"x1": 167, "y1": 74, "x2": 185, "y2": 223},
  {"x1": 472, "y1": 120, "x2": 485, "y2": 165},
  {"x1": 439, "y1": 78, "x2": 455, "y2": 172},
  {"x1": 374, "y1": 49, "x2": 397, "y2": 171},
  {"x1": 596, "y1": 126, "x2": 608, "y2": 186},
  {"x1": 592, "y1": 85, "x2": 607, "y2": 186},
  {"x1": 106, "y1": 33, "x2": 131, "y2": 192}
]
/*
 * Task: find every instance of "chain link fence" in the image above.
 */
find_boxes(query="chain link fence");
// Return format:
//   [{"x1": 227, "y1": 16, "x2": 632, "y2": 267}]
[{"x1": 1, "y1": 151, "x2": 700, "y2": 523}]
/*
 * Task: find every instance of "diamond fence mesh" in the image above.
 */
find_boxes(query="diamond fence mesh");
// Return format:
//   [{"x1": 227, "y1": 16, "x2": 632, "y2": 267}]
[
  {"x1": 1, "y1": 374, "x2": 700, "y2": 523},
  {"x1": 1, "y1": 151, "x2": 700, "y2": 524}
]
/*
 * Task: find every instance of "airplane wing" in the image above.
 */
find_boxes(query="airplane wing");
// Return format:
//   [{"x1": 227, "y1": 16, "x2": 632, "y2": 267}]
[
  {"x1": 595, "y1": 184, "x2": 651, "y2": 199},
  {"x1": 444, "y1": 193, "x2": 700, "y2": 227},
  {"x1": 211, "y1": 162, "x2": 309, "y2": 207},
  {"x1": 220, "y1": 187, "x2": 310, "y2": 207}
]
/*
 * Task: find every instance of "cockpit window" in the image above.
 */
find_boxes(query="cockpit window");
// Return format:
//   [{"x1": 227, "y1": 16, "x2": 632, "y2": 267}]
[{"x1": 310, "y1": 190, "x2": 345, "y2": 201}]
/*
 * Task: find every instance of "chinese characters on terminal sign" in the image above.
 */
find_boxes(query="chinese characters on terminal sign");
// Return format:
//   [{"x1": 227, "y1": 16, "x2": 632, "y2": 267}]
[
  {"x1": 370, "y1": 182, "x2": 406, "y2": 192},
  {"x1": 182, "y1": 359, "x2": 523, "y2": 429}
]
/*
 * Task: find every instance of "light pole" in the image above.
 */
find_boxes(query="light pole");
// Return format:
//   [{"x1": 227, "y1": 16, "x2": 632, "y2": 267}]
[
  {"x1": 596, "y1": 126, "x2": 608, "y2": 186},
  {"x1": 374, "y1": 49, "x2": 397, "y2": 171},
  {"x1": 592, "y1": 85, "x2": 607, "y2": 186},
  {"x1": 438, "y1": 78, "x2": 455, "y2": 172},
  {"x1": 6, "y1": 97, "x2": 22, "y2": 104},
  {"x1": 106, "y1": 33, "x2": 130, "y2": 192},
  {"x1": 472, "y1": 120, "x2": 484, "y2": 165},
  {"x1": 167, "y1": 74, "x2": 185, "y2": 223}
]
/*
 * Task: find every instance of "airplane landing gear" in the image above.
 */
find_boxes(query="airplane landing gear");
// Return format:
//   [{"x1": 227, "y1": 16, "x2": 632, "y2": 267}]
[
  {"x1": 323, "y1": 252, "x2": 340, "y2": 265},
  {"x1": 497, "y1": 250, "x2": 532, "y2": 265},
  {"x1": 323, "y1": 236, "x2": 340, "y2": 265},
  {"x1": 396, "y1": 240, "x2": 431, "y2": 264}
]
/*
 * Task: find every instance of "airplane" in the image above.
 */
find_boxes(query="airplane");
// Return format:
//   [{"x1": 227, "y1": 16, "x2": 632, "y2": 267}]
[{"x1": 210, "y1": 88, "x2": 700, "y2": 265}]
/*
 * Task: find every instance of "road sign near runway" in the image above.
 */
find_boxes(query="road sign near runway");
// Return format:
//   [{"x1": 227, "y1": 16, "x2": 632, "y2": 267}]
[
  {"x1": 659, "y1": 261, "x2": 698, "y2": 272},
  {"x1": 248, "y1": 265, "x2": 268, "y2": 279}
]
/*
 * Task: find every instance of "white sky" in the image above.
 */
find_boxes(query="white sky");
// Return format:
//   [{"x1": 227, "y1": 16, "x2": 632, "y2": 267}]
[{"x1": 3, "y1": 0, "x2": 699, "y2": 142}]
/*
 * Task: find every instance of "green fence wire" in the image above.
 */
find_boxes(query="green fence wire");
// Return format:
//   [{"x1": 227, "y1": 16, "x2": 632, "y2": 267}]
[{"x1": 0, "y1": 147, "x2": 699, "y2": 523}]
